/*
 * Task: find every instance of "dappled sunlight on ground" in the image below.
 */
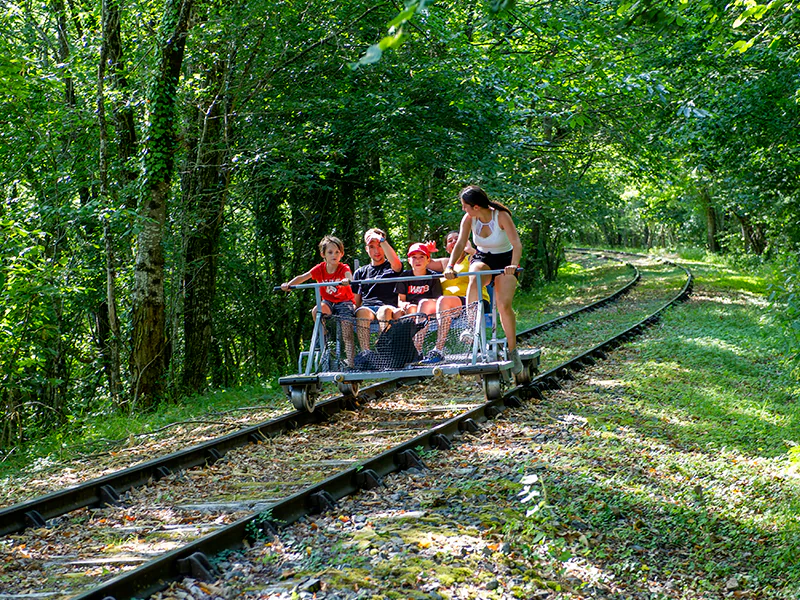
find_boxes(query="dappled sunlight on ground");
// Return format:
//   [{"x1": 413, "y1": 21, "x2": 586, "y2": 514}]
[{"x1": 588, "y1": 377, "x2": 627, "y2": 389}]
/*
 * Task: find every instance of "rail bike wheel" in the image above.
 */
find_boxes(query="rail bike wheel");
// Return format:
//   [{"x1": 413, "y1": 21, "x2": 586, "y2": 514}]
[
  {"x1": 514, "y1": 361, "x2": 533, "y2": 385},
  {"x1": 290, "y1": 386, "x2": 317, "y2": 413},
  {"x1": 336, "y1": 380, "x2": 359, "y2": 397},
  {"x1": 482, "y1": 373, "x2": 503, "y2": 401}
]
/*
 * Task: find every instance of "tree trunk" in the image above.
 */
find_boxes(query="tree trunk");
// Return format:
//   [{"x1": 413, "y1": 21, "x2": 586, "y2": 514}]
[
  {"x1": 103, "y1": 0, "x2": 138, "y2": 209},
  {"x1": 365, "y1": 154, "x2": 388, "y2": 237},
  {"x1": 182, "y1": 65, "x2": 229, "y2": 393},
  {"x1": 735, "y1": 212, "x2": 768, "y2": 255},
  {"x1": 44, "y1": 0, "x2": 75, "y2": 423},
  {"x1": 0, "y1": 389, "x2": 22, "y2": 449},
  {"x1": 97, "y1": 0, "x2": 124, "y2": 406},
  {"x1": 699, "y1": 186, "x2": 719, "y2": 253},
  {"x1": 105, "y1": 221, "x2": 123, "y2": 401},
  {"x1": 521, "y1": 211, "x2": 562, "y2": 288},
  {"x1": 130, "y1": 0, "x2": 194, "y2": 409},
  {"x1": 337, "y1": 151, "x2": 360, "y2": 252},
  {"x1": 253, "y1": 187, "x2": 292, "y2": 368}
]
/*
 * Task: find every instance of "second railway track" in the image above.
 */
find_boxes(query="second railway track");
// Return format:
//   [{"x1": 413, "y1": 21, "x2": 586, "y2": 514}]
[{"x1": 0, "y1": 251, "x2": 689, "y2": 600}]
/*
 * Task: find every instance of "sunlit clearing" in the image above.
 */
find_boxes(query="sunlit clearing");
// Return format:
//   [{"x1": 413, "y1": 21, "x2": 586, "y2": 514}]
[
  {"x1": 590, "y1": 378, "x2": 627, "y2": 389},
  {"x1": 682, "y1": 336, "x2": 747, "y2": 355},
  {"x1": 558, "y1": 261, "x2": 585, "y2": 275}
]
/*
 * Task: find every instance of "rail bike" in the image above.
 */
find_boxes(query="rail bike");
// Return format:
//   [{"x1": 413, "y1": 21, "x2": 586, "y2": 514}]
[{"x1": 277, "y1": 270, "x2": 540, "y2": 412}]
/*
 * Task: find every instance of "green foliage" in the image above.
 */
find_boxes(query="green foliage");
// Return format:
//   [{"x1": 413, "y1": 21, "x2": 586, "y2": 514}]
[
  {"x1": 0, "y1": 219, "x2": 51, "y2": 385},
  {"x1": 350, "y1": 0, "x2": 434, "y2": 69},
  {"x1": 246, "y1": 509, "x2": 278, "y2": 542},
  {"x1": 1, "y1": 0, "x2": 799, "y2": 439}
]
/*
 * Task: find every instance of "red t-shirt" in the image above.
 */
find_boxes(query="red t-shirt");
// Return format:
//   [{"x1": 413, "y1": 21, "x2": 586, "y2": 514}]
[{"x1": 310, "y1": 262, "x2": 354, "y2": 303}]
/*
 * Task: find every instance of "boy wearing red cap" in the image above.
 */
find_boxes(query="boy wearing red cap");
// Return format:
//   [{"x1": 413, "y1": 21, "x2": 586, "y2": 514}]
[
  {"x1": 395, "y1": 242, "x2": 443, "y2": 314},
  {"x1": 394, "y1": 242, "x2": 443, "y2": 358}
]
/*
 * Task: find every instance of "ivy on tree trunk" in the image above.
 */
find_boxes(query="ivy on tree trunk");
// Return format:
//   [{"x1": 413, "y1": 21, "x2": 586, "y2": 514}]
[
  {"x1": 182, "y1": 62, "x2": 229, "y2": 393},
  {"x1": 130, "y1": 0, "x2": 194, "y2": 409}
]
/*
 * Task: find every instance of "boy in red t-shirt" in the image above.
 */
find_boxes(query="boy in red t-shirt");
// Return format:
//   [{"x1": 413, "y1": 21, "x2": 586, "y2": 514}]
[{"x1": 281, "y1": 236, "x2": 355, "y2": 368}]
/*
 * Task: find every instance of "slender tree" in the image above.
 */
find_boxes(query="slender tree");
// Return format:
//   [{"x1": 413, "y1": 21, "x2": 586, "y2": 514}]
[
  {"x1": 96, "y1": 0, "x2": 126, "y2": 405},
  {"x1": 130, "y1": 0, "x2": 194, "y2": 409},
  {"x1": 181, "y1": 57, "x2": 229, "y2": 393}
]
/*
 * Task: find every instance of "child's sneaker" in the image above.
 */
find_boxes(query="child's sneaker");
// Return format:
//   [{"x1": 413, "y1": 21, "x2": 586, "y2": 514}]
[
  {"x1": 509, "y1": 348, "x2": 523, "y2": 374},
  {"x1": 420, "y1": 348, "x2": 445, "y2": 365},
  {"x1": 459, "y1": 329, "x2": 474, "y2": 345}
]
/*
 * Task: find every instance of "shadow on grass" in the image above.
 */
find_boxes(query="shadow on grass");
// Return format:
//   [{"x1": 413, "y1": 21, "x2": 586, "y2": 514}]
[
  {"x1": 536, "y1": 463, "x2": 800, "y2": 594},
  {"x1": 621, "y1": 297, "x2": 798, "y2": 458},
  {"x1": 521, "y1": 283, "x2": 800, "y2": 595}
]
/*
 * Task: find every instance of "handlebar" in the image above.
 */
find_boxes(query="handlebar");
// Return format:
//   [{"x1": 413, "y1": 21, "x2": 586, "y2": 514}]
[
  {"x1": 273, "y1": 281, "x2": 351, "y2": 292},
  {"x1": 274, "y1": 267, "x2": 522, "y2": 292}
]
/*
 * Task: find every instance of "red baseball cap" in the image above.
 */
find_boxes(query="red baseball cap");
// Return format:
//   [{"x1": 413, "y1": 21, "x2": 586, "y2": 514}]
[{"x1": 407, "y1": 243, "x2": 431, "y2": 258}]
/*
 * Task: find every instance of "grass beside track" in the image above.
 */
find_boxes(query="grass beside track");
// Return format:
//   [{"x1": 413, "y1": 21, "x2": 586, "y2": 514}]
[
  {"x1": 177, "y1": 252, "x2": 799, "y2": 600},
  {"x1": 4, "y1": 251, "x2": 799, "y2": 599}
]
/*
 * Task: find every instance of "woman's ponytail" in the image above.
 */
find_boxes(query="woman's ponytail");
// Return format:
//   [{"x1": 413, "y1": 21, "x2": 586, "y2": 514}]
[{"x1": 459, "y1": 185, "x2": 511, "y2": 215}]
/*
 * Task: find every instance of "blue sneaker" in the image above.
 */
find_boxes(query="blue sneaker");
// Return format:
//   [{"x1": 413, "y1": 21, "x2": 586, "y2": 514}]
[{"x1": 420, "y1": 349, "x2": 445, "y2": 365}]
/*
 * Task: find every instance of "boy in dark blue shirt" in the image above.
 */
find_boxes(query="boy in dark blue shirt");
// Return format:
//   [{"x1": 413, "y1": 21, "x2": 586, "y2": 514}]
[{"x1": 352, "y1": 228, "x2": 403, "y2": 350}]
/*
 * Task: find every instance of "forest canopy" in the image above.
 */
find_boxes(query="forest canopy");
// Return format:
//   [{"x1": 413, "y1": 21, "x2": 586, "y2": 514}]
[{"x1": 1, "y1": 0, "x2": 798, "y2": 447}]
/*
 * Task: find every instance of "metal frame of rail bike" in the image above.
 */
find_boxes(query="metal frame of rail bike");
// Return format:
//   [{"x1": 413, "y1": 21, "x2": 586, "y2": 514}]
[{"x1": 277, "y1": 270, "x2": 540, "y2": 412}]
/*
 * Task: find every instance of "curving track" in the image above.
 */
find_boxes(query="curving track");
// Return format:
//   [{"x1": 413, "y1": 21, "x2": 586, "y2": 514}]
[{"x1": 0, "y1": 251, "x2": 688, "y2": 600}]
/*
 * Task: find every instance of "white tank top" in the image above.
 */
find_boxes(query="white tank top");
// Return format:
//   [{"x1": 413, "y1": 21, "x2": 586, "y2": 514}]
[{"x1": 471, "y1": 209, "x2": 513, "y2": 254}]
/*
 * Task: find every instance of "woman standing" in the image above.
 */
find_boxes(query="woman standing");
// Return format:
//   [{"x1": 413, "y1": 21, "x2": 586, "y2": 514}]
[{"x1": 443, "y1": 185, "x2": 523, "y2": 373}]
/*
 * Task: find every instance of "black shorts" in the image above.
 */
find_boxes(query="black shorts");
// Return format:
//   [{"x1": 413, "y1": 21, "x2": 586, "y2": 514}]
[{"x1": 471, "y1": 249, "x2": 515, "y2": 283}]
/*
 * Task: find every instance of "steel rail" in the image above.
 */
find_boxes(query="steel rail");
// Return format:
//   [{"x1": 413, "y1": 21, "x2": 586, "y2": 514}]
[
  {"x1": 69, "y1": 254, "x2": 690, "y2": 600},
  {"x1": 0, "y1": 378, "x2": 415, "y2": 537},
  {"x1": 0, "y1": 251, "x2": 636, "y2": 538},
  {"x1": 0, "y1": 252, "x2": 637, "y2": 538},
  {"x1": 519, "y1": 253, "x2": 640, "y2": 340}
]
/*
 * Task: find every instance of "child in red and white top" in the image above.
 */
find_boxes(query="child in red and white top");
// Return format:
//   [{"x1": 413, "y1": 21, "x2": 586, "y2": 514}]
[{"x1": 281, "y1": 235, "x2": 355, "y2": 368}]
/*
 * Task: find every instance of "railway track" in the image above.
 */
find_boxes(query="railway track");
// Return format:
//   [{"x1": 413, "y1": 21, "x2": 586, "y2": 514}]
[
  {"x1": 0, "y1": 251, "x2": 687, "y2": 600},
  {"x1": 0, "y1": 252, "x2": 634, "y2": 522}
]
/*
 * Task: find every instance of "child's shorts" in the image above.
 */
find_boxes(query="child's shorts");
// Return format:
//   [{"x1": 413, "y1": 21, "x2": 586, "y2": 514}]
[{"x1": 323, "y1": 299, "x2": 355, "y2": 318}]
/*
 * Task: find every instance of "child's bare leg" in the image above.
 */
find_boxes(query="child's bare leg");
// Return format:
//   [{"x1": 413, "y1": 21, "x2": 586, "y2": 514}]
[
  {"x1": 414, "y1": 299, "x2": 436, "y2": 352},
  {"x1": 342, "y1": 322, "x2": 355, "y2": 367},
  {"x1": 355, "y1": 307, "x2": 374, "y2": 350},
  {"x1": 434, "y1": 296, "x2": 462, "y2": 350},
  {"x1": 414, "y1": 326, "x2": 427, "y2": 353},
  {"x1": 377, "y1": 305, "x2": 404, "y2": 330},
  {"x1": 312, "y1": 303, "x2": 333, "y2": 319}
]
